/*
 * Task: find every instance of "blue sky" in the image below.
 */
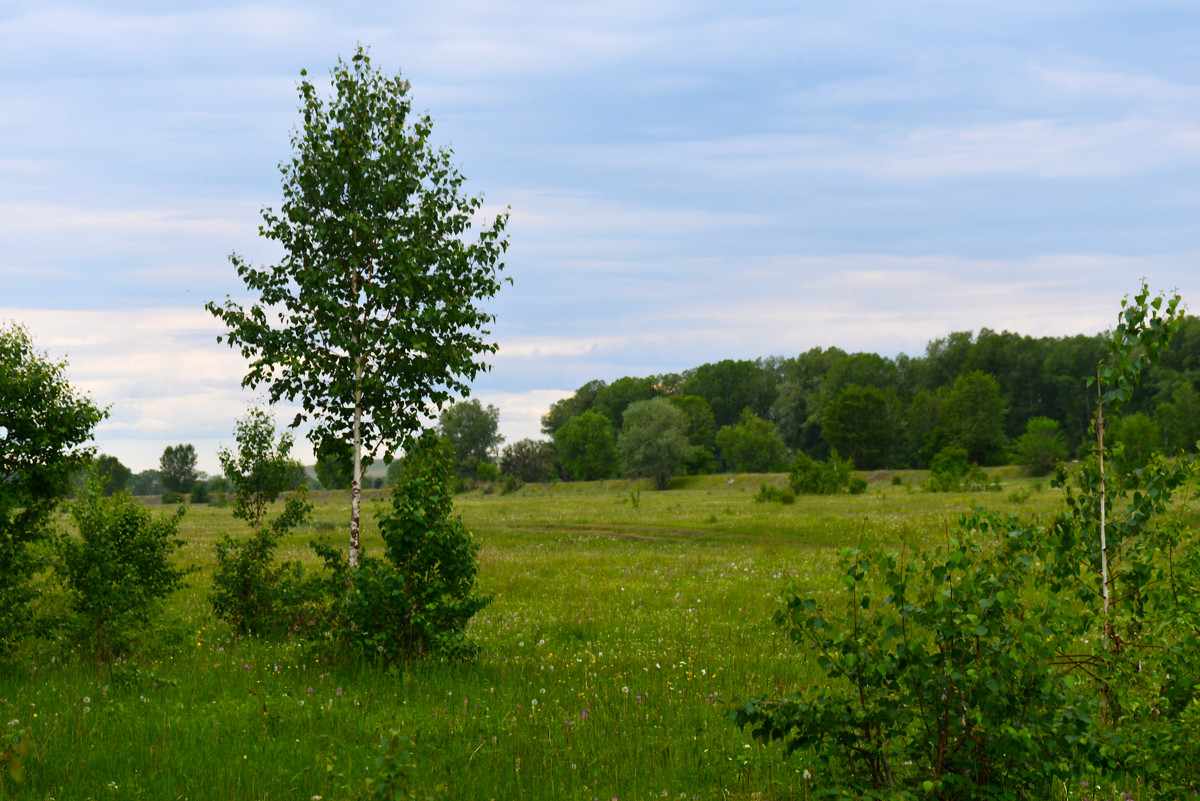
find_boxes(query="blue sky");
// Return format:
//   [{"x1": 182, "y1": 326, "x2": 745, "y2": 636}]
[{"x1": 2, "y1": 1, "x2": 1198, "y2": 473}]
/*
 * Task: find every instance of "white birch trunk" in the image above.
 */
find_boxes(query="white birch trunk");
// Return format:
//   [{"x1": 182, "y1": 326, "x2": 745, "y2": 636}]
[{"x1": 349, "y1": 358, "x2": 364, "y2": 569}]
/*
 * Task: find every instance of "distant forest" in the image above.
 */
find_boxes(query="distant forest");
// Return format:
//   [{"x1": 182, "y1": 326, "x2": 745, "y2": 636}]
[{"x1": 538, "y1": 318, "x2": 1200, "y2": 477}]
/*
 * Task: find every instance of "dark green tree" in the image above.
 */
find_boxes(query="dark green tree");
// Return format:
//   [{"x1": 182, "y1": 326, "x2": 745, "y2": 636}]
[
  {"x1": 540, "y1": 379, "x2": 606, "y2": 437},
  {"x1": 129, "y1": 469, "x2": 163, "y2": 496},
  {"x1": 438, "y1": 399, "x2": 503, "y2": 478},
  {"x1": 314, "y1": 436, "x2": 353, "y2": 490},
  {"x1": 668, "y1": 394, "x2": 718, "y2": 474},
  {"x1": 500, "y1": 438, "x2": 557, "y2": 483},
  {"x1": 944, "y1": 370, "x2": 1008, "y2": 465},
  {"x1": 207, "y1": 46, "x2": 508, "y2": 568},
  {"x1": 159, "y1": 444, "x2": 198, "y2": 494},
  {"x1": 1, "y1": 322, "x2": 107, "y2": 655},
  {"x1": 715, "y1": 409, "x2": 788, "y2": 473},
  {"x1": 94, "y1": 454, "x2": 131, "y2": 496},
  {"x1": 680, "y1": 360, "x2": 778, "y2": 429},
  {"x1": 1010, "y1": 416, "x2": 1068, "y2": 476},
  {"x1": 553, "y1": 410, "x2": 618, "y2": 481},
  {"x1": 907, "y1": 386, "x2": 951, "y2": 467},
  {"x1": 592, "y1": 376, "x2": 659, "y2": 429},
  {"x1": 820, "y1": 384, "x2": 904, "y2": 470},
  {"x1": 618, "y1": 398, "x2": 693, "y2": 490},
  {"x1": 1155, "y1": 381, "x2": 1200, "y2": 453}
]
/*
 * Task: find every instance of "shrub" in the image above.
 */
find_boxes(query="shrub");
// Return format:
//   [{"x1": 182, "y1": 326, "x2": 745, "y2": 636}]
[
  {"x1": 189, "y1": 482, "x2": 210, "y2": 504},
  {"x1": 926, "y1": 445, "x2": 968, "y2": 491},
  {"x1": 475, "y1": 460, "x2": 501, "y2": 483},
  {"x1": 320, "y1": 431, "x2": 489, "y2": 661},
  {"x1": 56, "y1": 476, "x2": 187, "y2": 670},
  {"x1": 210, "y1": 408, "x2": 315, "y2": 636},
  {"x1": 754, "y1": 483, "x2": 795, "y2": 505},
  {"x1": 731, "y1": 509, "x2": 1099, "y2": 798},
  {"x1": 789, "y1": 450, "x2": 854, "y2": 495},
  {"x1": 1009, "y1": 416, "x2": 1068, "y2": 476},
  {"x1": 160, "y1": 490, "x2": 184, "y2": 504}
]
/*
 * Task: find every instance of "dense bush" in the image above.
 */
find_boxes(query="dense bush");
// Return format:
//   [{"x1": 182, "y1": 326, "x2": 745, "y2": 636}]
[
  {"x1": 320, "y1": 431, "x2": 489, "y2": 661},
  {"x1": 55, "y1": 476, "x2": 187, "y2": 669},
  {"x1": 1, "y1": 321, "x2": 106, "y2": 657},
  {"x1": 788, "y1": 450, "x2": 855, "y2": 494},
  {"x1": 731, "y1": 510, "x2": 1100, "y2": 799}
]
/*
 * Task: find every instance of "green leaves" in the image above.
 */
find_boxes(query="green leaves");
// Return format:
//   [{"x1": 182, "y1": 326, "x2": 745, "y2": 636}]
[{"x1": 207, "y1": 45, "x2": 509, "y2": 563}]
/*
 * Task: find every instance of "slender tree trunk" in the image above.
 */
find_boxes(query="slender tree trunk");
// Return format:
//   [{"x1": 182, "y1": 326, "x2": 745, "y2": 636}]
[{"x1": 350, "y1": 358, "x2": 364, "y2": 569}]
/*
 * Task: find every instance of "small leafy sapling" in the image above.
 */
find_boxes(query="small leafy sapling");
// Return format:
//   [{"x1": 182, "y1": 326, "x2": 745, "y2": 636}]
[
  {"x1": 56, "y1": 473, "x2": 187, "y2": 673},
  {"x1": 210, "y1": 408, "x2": 314, "y2": 635}
]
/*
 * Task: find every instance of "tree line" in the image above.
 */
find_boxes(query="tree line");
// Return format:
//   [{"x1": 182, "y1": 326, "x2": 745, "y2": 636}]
[{"x1": 466, "y1": 318, "x2": 1200, "y2": 487}]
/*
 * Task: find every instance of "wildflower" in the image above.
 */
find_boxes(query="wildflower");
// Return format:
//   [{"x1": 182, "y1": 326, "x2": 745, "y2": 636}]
[
  {"x1": 621, "y1": 686, "x2": 629, "y2": 694},
  {"x1": 336, "y1": 687, "x2": 343, "y2": 697},
  {"x1": 83, "y1": 696, "x2": 91, "y2": 704}
]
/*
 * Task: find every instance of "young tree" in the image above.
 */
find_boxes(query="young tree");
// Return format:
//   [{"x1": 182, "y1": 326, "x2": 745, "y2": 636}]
[
  {"x1": 210, "y1": 408, "x2": 313, "y2": 634},
  {"x1": 1, "y1": 321, "x2": 107, "y2": 654},
  {"x1": 318, "y1": 430, "x2": 489, "y2": 660},
  {"x1": 207, "y1": 47, "x2": 509, "y2": 568},
  {"x1": 1010, "y1": 416, "x2": 1068, "y2": 476},
  {"x1": 618, "y1": 398, "x2": 693, "y2": 490},
  {"x1": 438, "y1": 398, "x2": 503, "y2": 478},
  {"x1": 159, "y1": 443, "x2": 198, "y2": 494}
]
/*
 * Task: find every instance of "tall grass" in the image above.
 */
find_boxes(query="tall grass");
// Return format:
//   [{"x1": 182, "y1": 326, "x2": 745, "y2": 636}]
[{"x1": 3, "y1": 472, "x2": 1075, "y2": 799}]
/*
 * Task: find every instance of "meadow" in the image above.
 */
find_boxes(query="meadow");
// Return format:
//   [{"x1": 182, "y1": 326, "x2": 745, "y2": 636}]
[{"x1": 1, "y1": 472, "x2": 1112, "y2": 800}]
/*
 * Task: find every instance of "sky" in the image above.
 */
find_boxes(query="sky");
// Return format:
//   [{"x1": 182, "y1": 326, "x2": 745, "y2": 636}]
[{"x1": 2, "y1": 1, "x2": 1198, "y2": 474}]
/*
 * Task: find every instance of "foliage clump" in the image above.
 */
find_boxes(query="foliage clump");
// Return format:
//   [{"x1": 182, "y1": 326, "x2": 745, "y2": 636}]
[
  {"x1": 788, "y1": 450, "x2": 863, "y2": 495},
  {"x1": 319, "y1": 431, "x2": 489, "y2": 661},
  {"x1": 732, "y1": 510, "x2": 1098, "y2": 799},
  {"x1": 1, "y1": 321, "x2": 106, "y2": 657},
  {"x1": 56, "y1": 475, "x2": 187, "y2": 669},
  {"x1": 210, "y1": 408, "x2": 315, "y2": 636}
]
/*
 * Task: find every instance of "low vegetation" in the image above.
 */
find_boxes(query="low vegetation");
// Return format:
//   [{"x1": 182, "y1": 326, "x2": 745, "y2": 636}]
[{"x1": 1, "y1": 465, "x2": 1191, "y2": 799}]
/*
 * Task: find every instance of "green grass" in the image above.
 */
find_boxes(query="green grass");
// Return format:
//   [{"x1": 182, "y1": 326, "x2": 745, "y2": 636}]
[{"x1": 2, "y1": 471, "x2": 1073, "y2": 800}]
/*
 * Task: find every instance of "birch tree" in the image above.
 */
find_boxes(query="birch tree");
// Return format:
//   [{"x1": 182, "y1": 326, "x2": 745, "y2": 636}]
[{"x1": 208, "y1": 47, "x2": 508, "y2": 568}]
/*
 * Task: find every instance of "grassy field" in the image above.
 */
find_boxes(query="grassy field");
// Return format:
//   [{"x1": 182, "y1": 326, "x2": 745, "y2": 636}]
[{"x1": 2, "y1": 471, "x2": 1085, "y2": 800}]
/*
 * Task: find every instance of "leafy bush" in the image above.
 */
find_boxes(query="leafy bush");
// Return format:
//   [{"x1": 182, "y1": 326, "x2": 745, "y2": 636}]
[
  {"x1": 210, "y1": 408, "x2": 315, "y2": 636},
  {"x1": 320, "y1": 431, "x2": 489, "y2": 661},
  {"x1": 189, "y1": 481, "x2": 210, "y2": 504},
  {"x1": 731, "y1": 509, "x2": 1099, "y2": 799},
  {"x1": 1009, "y1": 416, "x2": 1068, "y2": 476},
  {"x1": 160, "y1": 490, "x2": 184, "y2": 504},
  {"x1": 56, "y1": 476, "x2": 187, "y2": 669},
  {"x1": 925, "y1": 445, "x2": 968, "y2": 491},
  {"x1": 475, "y1": 460, "x2": 501, "y2": 483},
  {"x1": 1, "y1": 321, "x2": 106, "y2": 657},
  {"x1": 788, "y1": 450, "x2": 854, "y2": 495},
  {"x1": 754, "y1": 483, "x2": 794, "y2": 505}
]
